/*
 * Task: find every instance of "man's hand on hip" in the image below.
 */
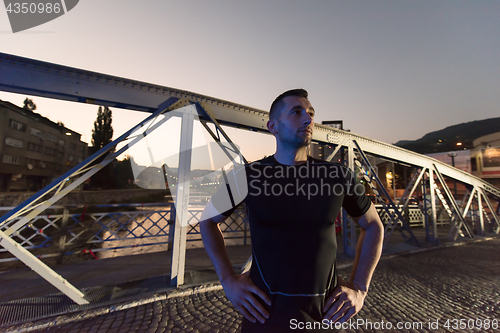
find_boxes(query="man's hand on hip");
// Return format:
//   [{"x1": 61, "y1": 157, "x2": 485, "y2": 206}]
[
  {"x1": 323, "y1": 278, "x2": 367, "y2": 323},
  {"x1": 221, "y1": 272, "x2": 271, "y2": 324}
]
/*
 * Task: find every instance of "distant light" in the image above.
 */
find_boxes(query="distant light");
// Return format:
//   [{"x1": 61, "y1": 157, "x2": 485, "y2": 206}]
[
  {"x1": 456, "y1": 142, "x2": 462, "y2": 146},
  {"x1": 66, "y1": 132, "x2": 71, "y2": 136}
]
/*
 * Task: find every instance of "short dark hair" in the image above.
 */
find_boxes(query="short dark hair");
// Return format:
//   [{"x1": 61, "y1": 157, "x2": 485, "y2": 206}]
[{"x1": 269, "y1": 88, "x2": 308, "y2": 119}]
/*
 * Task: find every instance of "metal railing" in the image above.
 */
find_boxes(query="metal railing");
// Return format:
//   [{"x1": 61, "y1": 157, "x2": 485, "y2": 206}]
[
  {"x1": 0, "y1": 203, "x2": 249, "y2": 263},
  {"x1": 1, "y1": 200, "x2": 493, "y2": 264},
  {"x1": 375, "y1": 204, "x2": 457, "y2": 227},
  {"x1": 375, "y1": 204, "x2": 423, "y2": 227}
]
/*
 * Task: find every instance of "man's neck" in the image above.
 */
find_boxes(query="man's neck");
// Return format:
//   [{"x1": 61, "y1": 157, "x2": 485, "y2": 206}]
[{"x1": 273, "y1": 146, "x2": 309, "y2": 166}]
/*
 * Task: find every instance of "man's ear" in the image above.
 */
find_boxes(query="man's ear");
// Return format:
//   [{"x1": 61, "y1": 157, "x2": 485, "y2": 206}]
[{"x1": 267, "y1": 118, "x2": 278, "y2": 135}]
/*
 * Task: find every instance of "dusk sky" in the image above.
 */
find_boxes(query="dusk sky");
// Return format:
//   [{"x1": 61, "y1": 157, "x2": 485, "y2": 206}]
[{"x1": 1, "y1": 1, "x2": 499, "y2": 162}]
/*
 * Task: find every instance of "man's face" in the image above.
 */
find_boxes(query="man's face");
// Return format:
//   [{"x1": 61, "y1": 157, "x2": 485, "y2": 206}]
[{"x1": 272, "y1": 96, "x2": 315, "y2": 148}]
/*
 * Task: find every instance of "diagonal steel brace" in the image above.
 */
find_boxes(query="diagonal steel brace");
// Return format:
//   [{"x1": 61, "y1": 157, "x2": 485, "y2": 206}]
[
  {"x1": 0, "y1": 98, "x2": 178, "y2": 304},
  {"x1": 353, "y1": 140, "x2": 420, "y2": 247}
]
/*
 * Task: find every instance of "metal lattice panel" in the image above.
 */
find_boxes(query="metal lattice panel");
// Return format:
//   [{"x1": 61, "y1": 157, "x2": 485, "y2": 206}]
[
  {"x1": 87, "y1": 211, "x2": 171, "y2": 243},
  {"x1": 0, "y1": 215, "x2": 61, "y2": 251},
  {"x1": 0, "y1": 206, "x2": 248, "y2": 263}
]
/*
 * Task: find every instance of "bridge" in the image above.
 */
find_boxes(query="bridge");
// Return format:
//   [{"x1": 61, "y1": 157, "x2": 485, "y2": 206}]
[{"x1": 0, "y1": 52, "x2": 499, "y2": 310}]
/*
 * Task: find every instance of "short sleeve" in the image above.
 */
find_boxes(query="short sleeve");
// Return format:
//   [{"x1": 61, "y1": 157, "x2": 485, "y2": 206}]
[
  {"x1": 210, "y1": 163, "x2": 248, "y2": 217},
  {"x1": 342, "y1": 167, "x2": 371, "y2": 218}
]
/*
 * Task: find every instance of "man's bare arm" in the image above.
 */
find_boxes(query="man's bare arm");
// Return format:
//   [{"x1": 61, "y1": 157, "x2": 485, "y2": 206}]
[
  {"x1": 200, "y1": 201, "x2": 271, "y2": 324},
  {"x1": 199, "y1": 203, "x2": 235, "y2": 282},
  {"x1": 349, "y1": 203, "x2": 384, "y2": 290},
  {"x1": 349, "y1": 226, "x2": 366, "y2": 283},
  {"x1": 323, "y1": 203, "x2": 384, "y2": 322}
]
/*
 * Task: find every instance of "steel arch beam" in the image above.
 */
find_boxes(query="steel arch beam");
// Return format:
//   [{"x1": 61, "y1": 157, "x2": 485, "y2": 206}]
[{"x1": 1, "y1": 52, "x2": 498, "y2": 201}]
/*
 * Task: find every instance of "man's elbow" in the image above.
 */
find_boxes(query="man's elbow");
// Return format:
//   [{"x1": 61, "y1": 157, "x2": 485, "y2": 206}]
[
  {"x1": 199, "y1": 218, "x2": 210, "y2": 228},
  {"x1": 199, "y1": 213, "x2": 227, "y2": 233},
  {"x1": 200, "y1": 199, "x2": 227, "y2": 226},
  {"x1": 361, "y1": 209, "x2": 384, "y2": 242},
  {"x1": 367, "y1": 217, "x2": 384, "y2": 246},
  {"x1": 358, "y1": 205, "x2": 383, "y2": 231},
  {"x1": 200, "y1": 218, "x2": 218, "y2": 231}
]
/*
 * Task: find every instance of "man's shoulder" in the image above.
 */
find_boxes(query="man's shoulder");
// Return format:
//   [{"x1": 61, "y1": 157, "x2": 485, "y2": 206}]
[
  {"x1": 249, "y1": 155, "x2": 275, "y2": 165},
  {"x1": 245, "y1": 155, "x2": 275, "y2": 169}
]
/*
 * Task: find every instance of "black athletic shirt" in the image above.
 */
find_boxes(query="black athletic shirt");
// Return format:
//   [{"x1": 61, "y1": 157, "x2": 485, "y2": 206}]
[{"x1": 211, "y1": 155, "x2": 371, "y2": 332}]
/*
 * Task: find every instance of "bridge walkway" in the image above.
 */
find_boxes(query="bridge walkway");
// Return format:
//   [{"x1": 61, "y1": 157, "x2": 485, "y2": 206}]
[{"x1": 1, "y1": 228, "x2": 499, "y2": 332}]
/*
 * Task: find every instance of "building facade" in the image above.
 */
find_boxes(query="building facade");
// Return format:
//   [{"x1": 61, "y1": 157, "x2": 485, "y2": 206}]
[
  {"x1": 471, "y1": 132, "x2": 500, "y2": 188},
  {"x1": 426, "y1": 132, "x2": 500, "y2": 189},
  {"x1": 0, "y1": 99, "x2": 88, "y2": 192}
]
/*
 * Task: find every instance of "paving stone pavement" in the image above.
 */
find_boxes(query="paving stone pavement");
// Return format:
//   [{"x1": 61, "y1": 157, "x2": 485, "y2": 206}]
[{"x1": 31, "y1": 238, "x2": 500, "y2": 332}]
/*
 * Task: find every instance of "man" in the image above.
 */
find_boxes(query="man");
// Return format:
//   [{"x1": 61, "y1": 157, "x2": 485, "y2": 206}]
[{"x1": 200, "y1": 89, "x2": 383, "y2": 332}]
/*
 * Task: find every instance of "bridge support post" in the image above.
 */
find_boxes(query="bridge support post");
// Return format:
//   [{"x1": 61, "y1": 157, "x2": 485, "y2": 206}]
[
  {"x1": 421, "y1": 171, "x2": 437, "y2": 244},
  {"x1": 477, "y1": 189, "x2": 485, "y2": 236},
  {"x1": 480, "y1": 189, "x2": 500, "y2": 234},
  {"x1": 427, "y1": 169, "x2": 439, "y2": 243},
  {"x1": 170, "y1": 107, "x2": 196, "y2": 287}
]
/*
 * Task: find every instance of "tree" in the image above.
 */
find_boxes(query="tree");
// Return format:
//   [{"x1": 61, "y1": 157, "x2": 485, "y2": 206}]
[
  {"x1": 113, "y1": 155, "x2": 135, "y2": 189},
  {"x1": 90, "y1": 106, "x2": 114, "y2": 189},
  {"x1": 23, "y1": 98, "x2": 36, "y2": 112},
  {"x1": 91, "y1": 106, "x2": 113, "y2": 153}
]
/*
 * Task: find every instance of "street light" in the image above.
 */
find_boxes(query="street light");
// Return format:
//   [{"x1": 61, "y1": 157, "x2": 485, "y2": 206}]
[{"x1": 448, "y1": 152, "x2": 458, "y2": 198}]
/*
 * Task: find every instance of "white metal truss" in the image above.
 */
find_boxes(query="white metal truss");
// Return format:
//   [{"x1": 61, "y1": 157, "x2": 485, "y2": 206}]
[
  {"x1": 0, "y1": 51, "x2": 498, "y2": 203},
  {"x1": 0, "y1": 99, "x2": 184, "y2": 303},
  {"x1": 353, "y1": 141, "x2": 420, "y2": 248},
  {"x1": 0, "y1": 100, "x2": 178, "y2": 230},
  {"x1": 1, "y1": 52, "x2": 500, "y2": 301},
  {"x1": 169, "y1": 107, "x2": 195, "y2": 287},
  {"x1": 432, "y1": 164, "x2": 473, "y2": 239},
  {"x1": 460, "y1": 188, "x2": 500, "y2": 237},
  {"x1": 480, "y1": 188, "x2": 500, "y2": 233},
  {"x1": 1, "y1": 52, "x2": 499, "y2": 206},
  {"x1": 398, "y1": 168, "x2": 425, "y2": 214},
  {"x1": 0, "y1": 228, "x2": 87, "y2": 304},
  {"x1": 420, "y1": 169, "x2": 439, "y2": 244},
  {"x1": 0, "y1": 99, "x2": 244, "y2": 300}
]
